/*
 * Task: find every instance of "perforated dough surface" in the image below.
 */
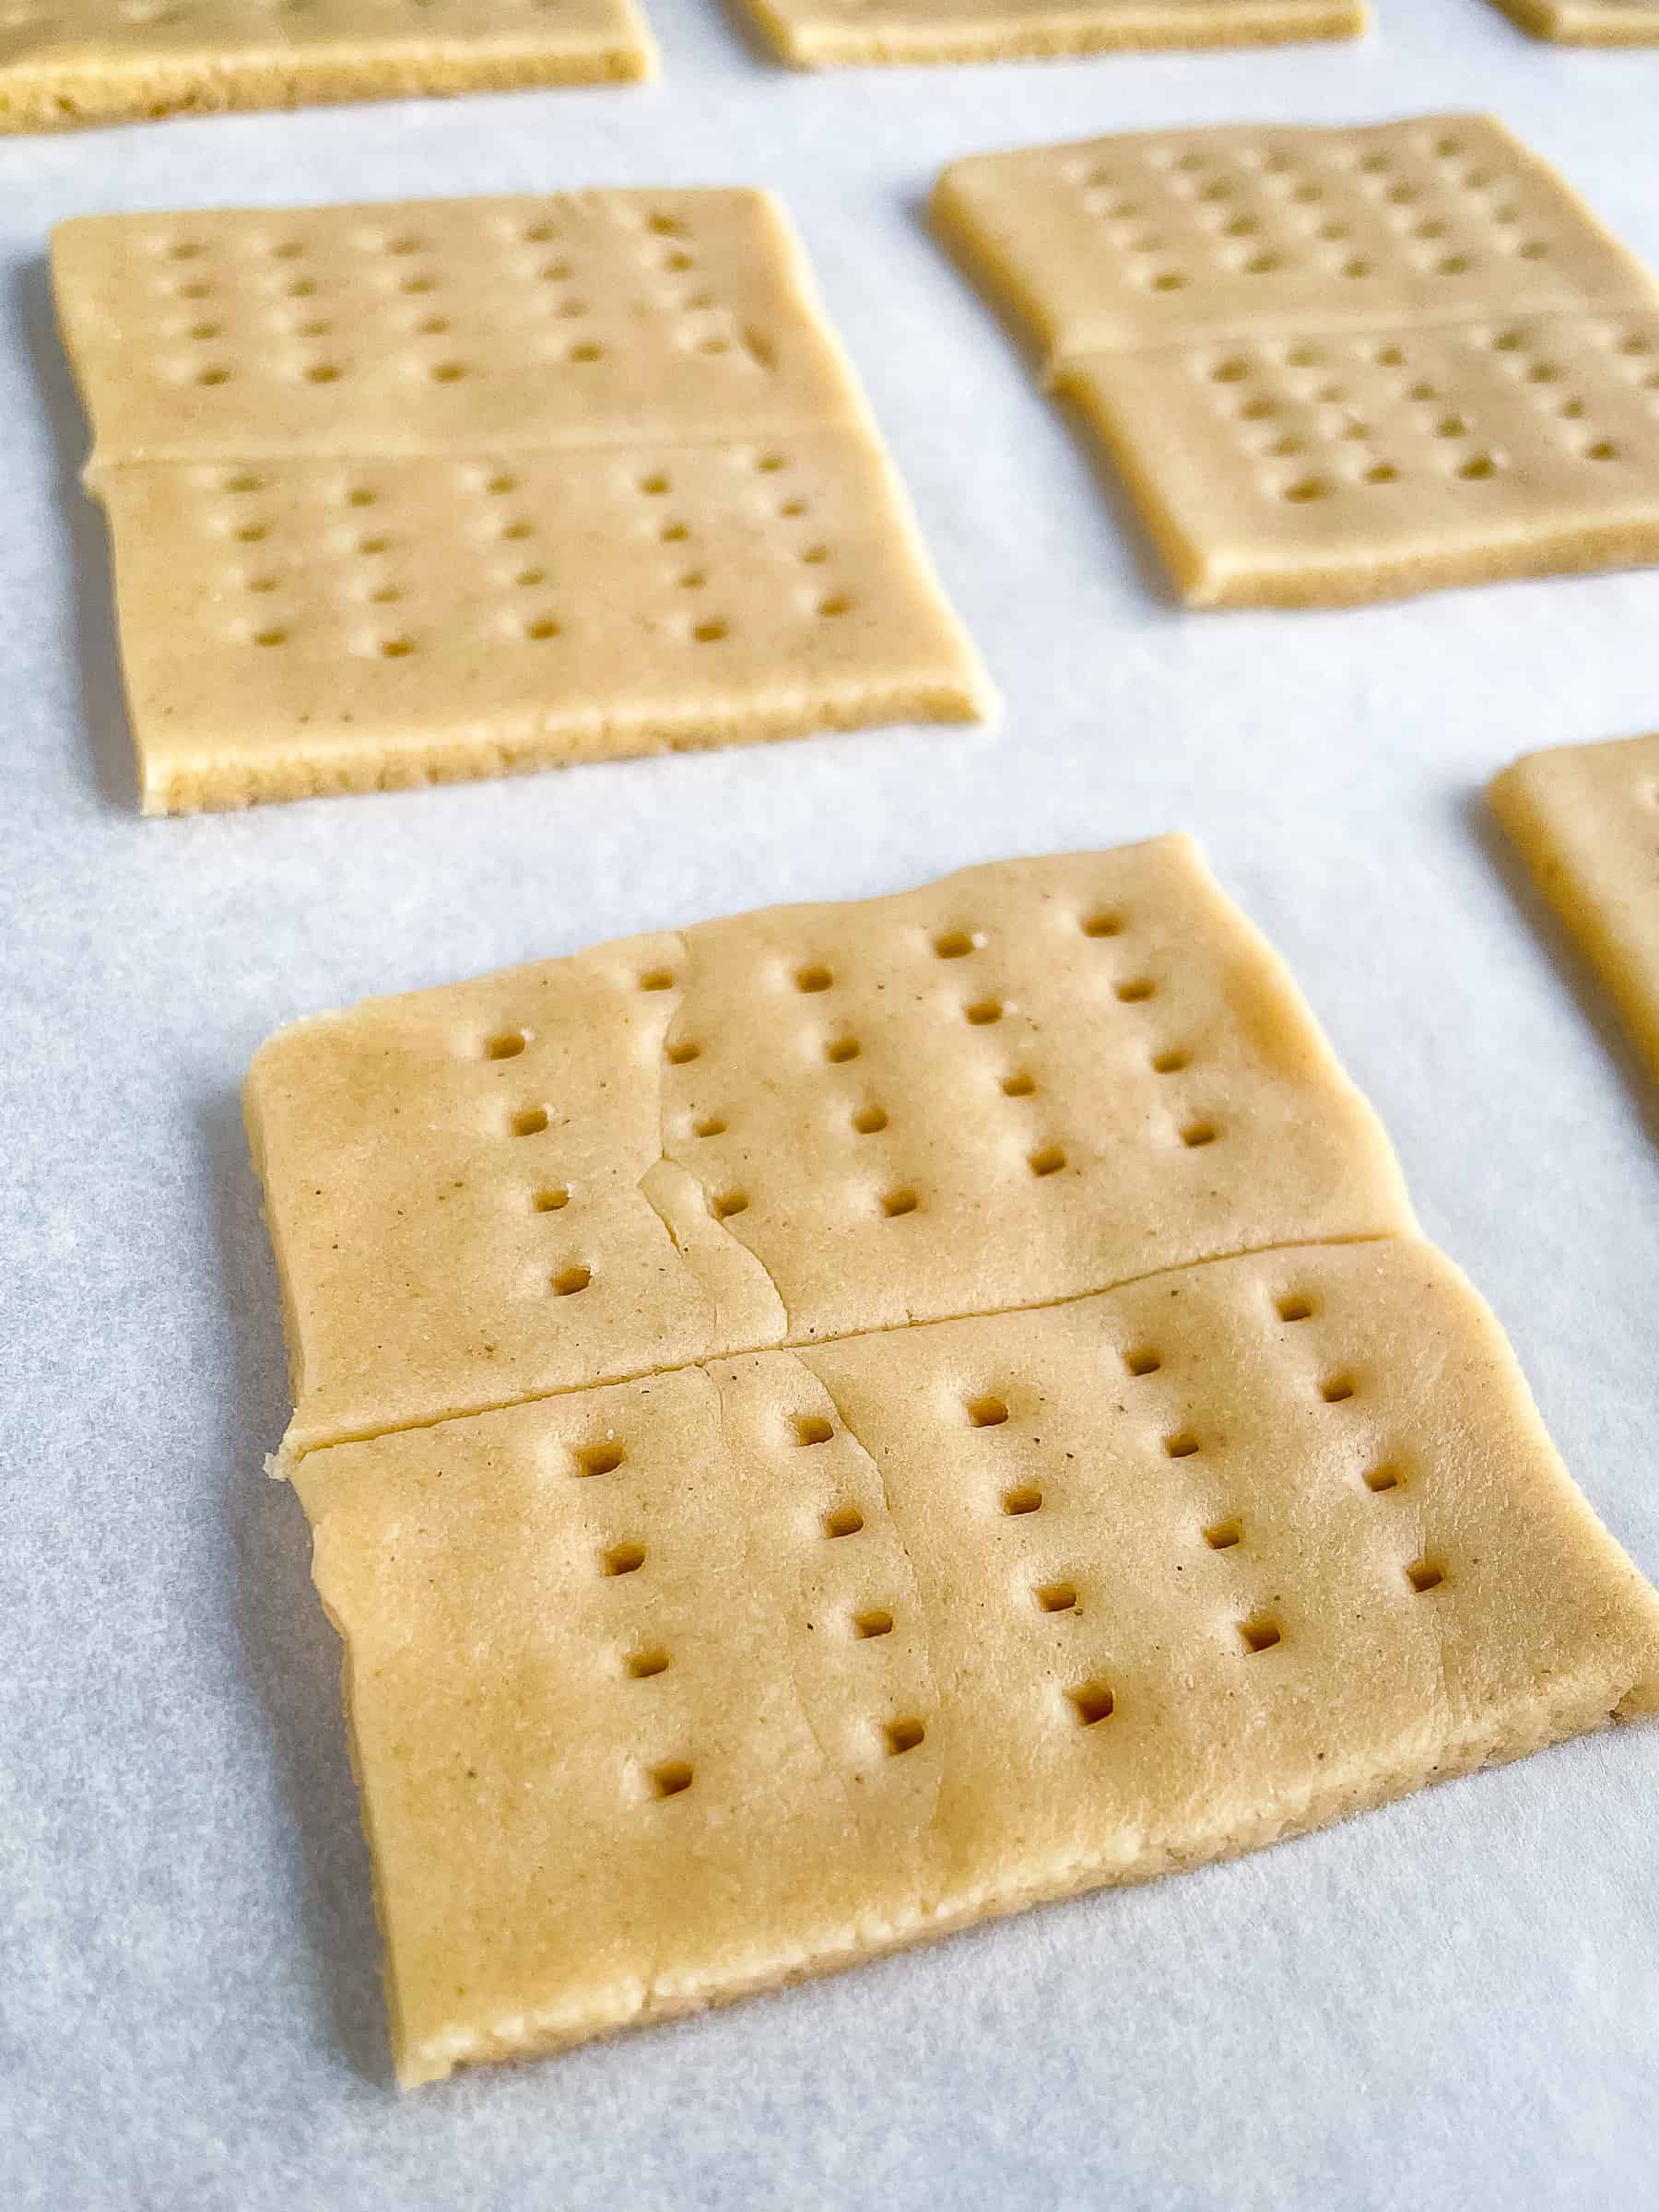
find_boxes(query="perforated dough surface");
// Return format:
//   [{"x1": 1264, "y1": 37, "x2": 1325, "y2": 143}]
[
  {"x1": 100, "y1": 436, "x2": 978, "y2": 811},
  {"x1": 1490, "y1": 733, "x2": 1659, "y2": 1078},
  {"x1": 53, "y1": 191, "x2": 868, "y2": 467},
  {"x1": 735, "y1": 0, "x2": 1359, "y2": 70},
  {"x1": 247, "y1": 839, "x2": 1415, "y2": 1458},
  {"x1": 0, "y1": 0, "x2": 654, "y2": 132},
  {"x1": 53, "y1": 188, "x2": 990, "y2": 811},
  {"x1": 292, "y1": 1237, "x2": 1659, "y2": 2085},
  {"x1": 9, "y1": 0, "x2": 1659, "y2": 2196},
  {"x1": 248, "y1": 841, "x2": 1659, "y2": 2086},
  {"x1": 933, "y1": 113, "x2": 1659, "y2": 608},
  {"x1": 1065, "y1": 312, "x2": 1659, "y2": 606}
]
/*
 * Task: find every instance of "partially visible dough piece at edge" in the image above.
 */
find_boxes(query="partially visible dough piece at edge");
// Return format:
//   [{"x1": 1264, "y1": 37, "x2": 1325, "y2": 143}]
[
  {"x1": 1490, "y1": 732, "x2": 1659, "y2": 1080},
  {"x1": 1484, "y1": 0, "x2": 1659, "y2": 40}
]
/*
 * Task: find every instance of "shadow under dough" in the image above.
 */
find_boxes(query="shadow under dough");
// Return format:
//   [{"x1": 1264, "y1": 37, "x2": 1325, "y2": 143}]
[
  {"x1": 902, "y1": 187, "x2": 1180, "y2": 612},
  {"x1": 1466, "y1": 783, "x2": 1659, "y2": 1152},
  {"x1": 199, "y1": 1085, "x2": 392, "y2": 2088},
  {"x1": 16, "y1": 253, "x2": 136, "y2": 813}
]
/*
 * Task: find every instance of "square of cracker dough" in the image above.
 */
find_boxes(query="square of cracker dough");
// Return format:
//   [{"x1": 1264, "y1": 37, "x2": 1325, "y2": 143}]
[
  {"x1": 98, "y1": 431, "x2": 990, "y2": 814},
  {"x1": 737, "y1": 0, "x2": 1360, "y2": 71},
  {"x1": 290, "y1": 1237, "x2": 1659, "y2": 2085},
  {"x1": 53, "y1": 191, "x2": 868, "y2": 468},
  {"x1": 1490, "y1": 731, "x2": 1659, "y2": 1079},
  {"x1": 1486, "y1": 0, "x2": 1659, "y2": 38},
  {"x1": 0, "y1": 0, "x2": 654, "y2": 133},
  {"x1": 931, "y1": 113, "x2": 1659, "y2": 370},
  {"x1": 246, "y1": 840, "x2": 1416, "y2": 1461},
  {"x1": 1060, "y1": 311, "x2": 1659, "y2": 607},
  {"x1": 53, "y1": 188, "x2": 991, "y2": 810}
]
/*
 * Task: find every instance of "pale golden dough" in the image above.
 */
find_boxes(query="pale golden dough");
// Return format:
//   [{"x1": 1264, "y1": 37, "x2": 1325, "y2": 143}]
[
  {"x1": 1490, "y1": 733, "x2": 1659, "y2": 1079},
  {"x1": 1485, "y1": 0, "x2": 1659, "y2": 41},
  {"x1": 931, "y1": 114, "x2": 1659, "y2": 609},
  {"x1": 99, "y1": 436, "x2": 984, "y2": 815},
  {"x1": 245, "y1": 840, "x2": 1417, "y2": 1463},
  {"x1": 0, "y1": 0, "x2": 653, "y2": 133},
  {"x1": 53, "y1": 193, "x2": 868, "y2": 473},
  {"x1": 292, "y1": 1239, "x2": 1659, "y2": 2087},
  {"x1": 53, "y1": 189, "x2": 991, "y2": 811},
  {"x1": 932, "y1": 116, "x2": 1656, "y2": 371},
  {"x1": 251, "y1": 845, "x2": 1659, "y2": 2088},
  {"x1": 1062, "y1": 314, "x2": 1659, "y2": 608},
  {"x1": 736, "y1": 0, "x2": 1359, "y2": 70}
]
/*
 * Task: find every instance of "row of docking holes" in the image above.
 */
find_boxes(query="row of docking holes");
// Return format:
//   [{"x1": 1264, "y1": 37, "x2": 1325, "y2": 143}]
[
  {"x1": 493, "y1": 977, "x2": 1212, "y2": 1274},
  {"x1": 608, "y1": 1333, "x2": 1443, "y2": 1802},
  {"x1": 1093, "y1": 226, "x2": 1547, "y2": 295},
  {"x1": 1202, "y1": 327, "x2": 1659, "y2": 389},
  {"x1": 1082, "y1": 209, "x2": 1550, "y2": 298},
  {"x1": 150, "y1": 212, "x2": 711, "y2": 332},
  {"x1": 1199, "y1": 339, "x2": 1647, "y2": 497},
  {"x1": 183, "y1": 326, "x2": 742, "y2": 388},
  {"x1": 485, "y1": 907, "x2": 1203, "y2": 1275},
  {"x1": 1073, "y1": 136, "x2": 1538, "y2": 264},
  {"x1": 222, "y1": 455, "x2": 842, "y2": 651},
  {"x1": 1074, "y1": 129, "x2": 1512, "y2": 194}
]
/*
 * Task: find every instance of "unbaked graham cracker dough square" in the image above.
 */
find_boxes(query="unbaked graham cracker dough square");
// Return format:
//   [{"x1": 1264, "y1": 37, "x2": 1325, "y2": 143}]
[
  {"x1": 247, "y1": 838, "x2": 1416, "y2": 1459},
  {"x1": 0, "y1": 0, "x2": 654, "y2": 135},
  {"x1": 735, "y1": 0, "x2": 1361, "y2": 72},
  {"x1": 933, "y1": 113, "x2": 1659, "y2": 606},
  {"x1": 1490, "y1": 731, "x2": 1659, "y2": 1080},
  {"x1": 53, "y1": 189, "x2": 991, "y2": 812},
  {"x1": 246, "y1": 841, "x2": 1659, "y2": 2084}
]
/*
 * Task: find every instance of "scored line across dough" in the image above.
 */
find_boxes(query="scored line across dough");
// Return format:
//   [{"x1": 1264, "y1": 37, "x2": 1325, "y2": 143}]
[
  {"x1": 246, "y1": 844, "x2": 1659, "y2": 2085},
  {"x1": 931, "y1": 112, "x2": 1659, "y2": 606}
]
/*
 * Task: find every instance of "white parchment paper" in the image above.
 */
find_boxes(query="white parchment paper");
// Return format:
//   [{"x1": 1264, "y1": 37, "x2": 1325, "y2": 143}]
[{"x1": 3, "y1": 4, "x2": 1658, "y2": 2203}]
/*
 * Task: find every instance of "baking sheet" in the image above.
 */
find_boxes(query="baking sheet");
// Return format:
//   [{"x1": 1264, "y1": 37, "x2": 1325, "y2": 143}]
[{"x1": 4, "y1": 5, "x2": 1659, "y2": 2204}]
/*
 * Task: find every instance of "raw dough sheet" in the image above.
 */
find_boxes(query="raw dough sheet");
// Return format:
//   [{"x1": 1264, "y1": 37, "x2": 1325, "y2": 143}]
[
  {"x1": 933, "y1": 114, "x2": 1659, "y2": 606},
  {"x1": 54, "y1": 187, "x2": 991, "y2": 811},
  {"x1": 248, "y1": 842, "x2": 1659, "y2": 2088},
  {"x1": 4, "y1": 0, "x2": 1659, "y2": 2202}
]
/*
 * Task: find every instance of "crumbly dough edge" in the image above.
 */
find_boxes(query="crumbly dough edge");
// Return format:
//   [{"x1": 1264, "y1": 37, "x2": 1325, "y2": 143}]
[
  {"x1": 0, "y1": 29, "x2": 655, "y2": 134},
  {"x1": 747, "y1": 0, "x2": 1362, "y2": 68},
  {"x1": 134, "y1": 665, "x2": 993, "y2": 817},
  {"x1": 382, "y1": 1679, "x2": 1653, "y2": 2084}
]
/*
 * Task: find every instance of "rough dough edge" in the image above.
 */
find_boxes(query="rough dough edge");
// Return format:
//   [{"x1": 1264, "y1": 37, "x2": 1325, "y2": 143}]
[
  {"x1": 386, "y1": 1686, "x2": 1645, "y2": 2084},
  {"x1": 746, "y1": 0, "x2": 1362, "y2": 67},
  {"x1": 132, "y1": 668, "x2": 994, "y2": 817},
  {"x1": 0, "y1": 31, "x2": 657, "y2": 133},
  {"x1": 288, "y1": 1231, "x2": 1659, "y2": 2084}
]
